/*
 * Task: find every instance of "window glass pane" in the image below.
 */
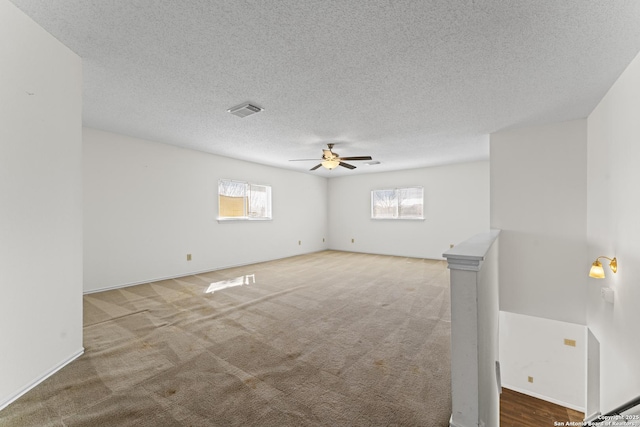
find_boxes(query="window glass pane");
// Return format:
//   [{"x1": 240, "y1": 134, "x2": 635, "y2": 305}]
[
  {"x1": 218, "y1": 180, "x2": 246, "y2": 197},
  {"x1": 398, "y1": 187, "x2": 423, "y2": 219},
  {"x1": 372, "y1": 189, "x2": 397, "y2": 218},
  {"x1": 218, "y1": 180, "x2": 247, "y2": 218},
  {"x1": 248, "y1": 184, "x2": 272, "y2": 219}
]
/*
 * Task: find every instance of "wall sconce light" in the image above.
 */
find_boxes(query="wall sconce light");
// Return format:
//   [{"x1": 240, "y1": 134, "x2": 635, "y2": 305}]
[{"x1": 589, "y1": 256, "x2": 617, "y2": 279}]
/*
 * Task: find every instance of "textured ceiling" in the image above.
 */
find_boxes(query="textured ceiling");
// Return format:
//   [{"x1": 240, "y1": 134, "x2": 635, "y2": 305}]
[{"x1": 10, "y1": 0, "x2": 640, "y2": 176}]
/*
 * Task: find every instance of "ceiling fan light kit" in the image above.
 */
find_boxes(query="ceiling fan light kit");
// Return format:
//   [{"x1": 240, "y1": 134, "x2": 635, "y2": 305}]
[
  {"x1": 290, "y1": 143, "x2": 373, "y2": 171},
  {"x1": 321, "y1": 159, "x2": 340, "y2": 170}
]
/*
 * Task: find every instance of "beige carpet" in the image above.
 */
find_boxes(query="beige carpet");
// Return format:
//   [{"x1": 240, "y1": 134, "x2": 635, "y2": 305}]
[{"x1": 1, "y1": 250, "x2": 452, "y2": 426}]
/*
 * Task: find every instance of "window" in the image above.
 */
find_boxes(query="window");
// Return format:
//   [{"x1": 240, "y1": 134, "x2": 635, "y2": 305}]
[
  {"x1": 371, "y1": 187, "x2": 424, "y2": 219},
  {"x1": 218, "y1": 179, "x2": 272, "y2": 220}
]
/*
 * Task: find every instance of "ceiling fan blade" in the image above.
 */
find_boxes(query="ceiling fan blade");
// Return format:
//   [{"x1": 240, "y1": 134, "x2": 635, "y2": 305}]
[
  {"x1": 338, "y1": 156, "x2": 372, "y2": 161},
  {"x1": 339, "y1": 162, "x2": 356, "y2": 169},
  {"x1": 289, "y1": 159, "x2": 321, "y2": 161},
  {"x1": 310, "y1": 164, "x2": 322, "y2": 171}
]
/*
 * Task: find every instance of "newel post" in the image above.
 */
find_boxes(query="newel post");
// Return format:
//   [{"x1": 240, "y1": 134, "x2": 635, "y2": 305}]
[{"x1": 443, "y1": 229, "x2": 501, "y2": 427}]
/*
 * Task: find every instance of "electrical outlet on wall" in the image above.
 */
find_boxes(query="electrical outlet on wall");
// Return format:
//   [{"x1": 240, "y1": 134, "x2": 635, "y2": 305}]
[{"x1": 528, "y1": 376, "x2": 534, "y2": 383}]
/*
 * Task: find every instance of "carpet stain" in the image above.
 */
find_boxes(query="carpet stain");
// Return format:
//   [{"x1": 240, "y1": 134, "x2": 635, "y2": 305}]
[
  {"x1": 374, "y1": 359, "x2": 386, "y2": 368},
  {"x1": 405, "y1": 287, "x2": 416, "y2": 291},
  {"x1": 163, "y1": 389, "x2": 177, "y2": 397},
  {"x1": 244, "y1": 378, "x2": 258, "y2": 389}
]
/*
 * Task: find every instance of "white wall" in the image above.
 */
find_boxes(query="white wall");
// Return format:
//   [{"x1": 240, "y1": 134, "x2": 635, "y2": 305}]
[
  {"x1": 586, "y1": 49, "x2": 640, "y2": 412},
  {"x1": 327, "y1": 161, "x2": 489, "y2": 259},
  {"x1": 0, "y1": 0, "x2": 83, "y2": 410},
  {"x1": 499, "y1": 311, "x2": 586, "y2": 411},
  {"x1": 83, "y1": 128, "x2": 328, "y2": 292},
  {"x1": 491, "y1": 120, "x2": 588, "y2": 325}
]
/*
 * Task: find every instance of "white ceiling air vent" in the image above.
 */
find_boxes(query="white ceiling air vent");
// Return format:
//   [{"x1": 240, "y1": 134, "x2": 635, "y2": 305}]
[{"x1": 227, "y1": 103, "x2": 263, "y2": 118}]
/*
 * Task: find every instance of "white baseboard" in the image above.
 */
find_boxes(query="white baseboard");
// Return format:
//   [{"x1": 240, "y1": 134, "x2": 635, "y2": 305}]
[
  {"x1": 83, "y1": 250, "x2": 329, "y2": 294},
  {"x1": 0, "y1": 348, "x2": 84, "y2": 412},
  {"x1": 502, "y1": 384, "x2": 585, "y2": 412},
  {"x1": 83, "y1": 249, "x2": 445, "y2": 295}
]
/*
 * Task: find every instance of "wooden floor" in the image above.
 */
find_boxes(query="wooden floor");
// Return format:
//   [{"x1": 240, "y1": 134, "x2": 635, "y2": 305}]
[{"x1": 501, "y1": 388, "x2": 584, "y2": 427}]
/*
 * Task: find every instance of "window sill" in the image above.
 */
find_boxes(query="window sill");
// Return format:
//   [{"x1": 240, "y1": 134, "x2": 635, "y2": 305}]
[
  {"x1": 217, "y1": 217, "x2": 272, "y2": 222},
  {"x1": 371, "y1": 217, "x2": 425, "y2": 221}
]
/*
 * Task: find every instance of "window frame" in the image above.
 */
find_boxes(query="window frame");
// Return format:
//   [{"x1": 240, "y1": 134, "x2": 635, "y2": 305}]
[
  {"x1": 370, "y1": 186, "x2": 424, "y2": 220},
  {"x1": 217, "y1": 179, "x2": 272, "y2": 221}
]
